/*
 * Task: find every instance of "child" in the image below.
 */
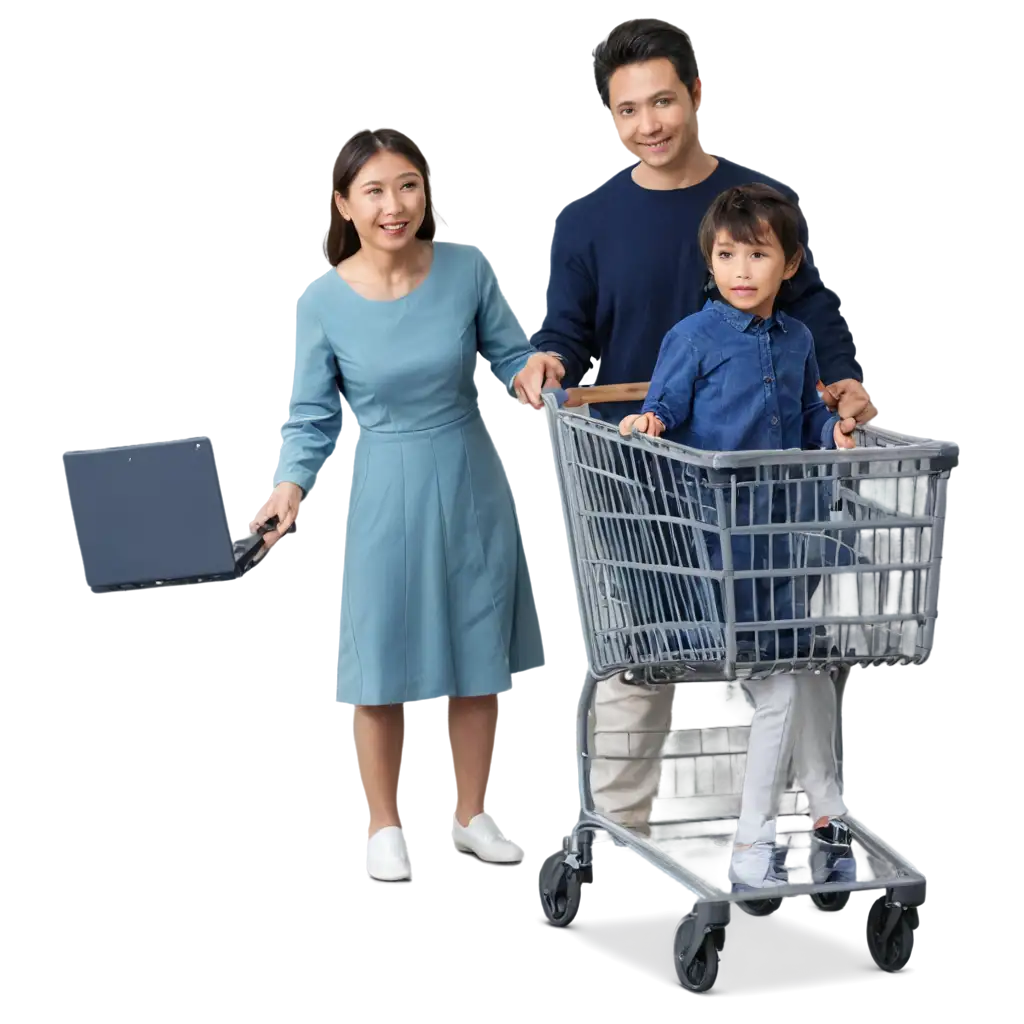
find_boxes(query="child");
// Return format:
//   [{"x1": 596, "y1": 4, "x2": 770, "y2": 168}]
[{"x1": 619, "y1": 183, "x2": 855, "y2": 891}]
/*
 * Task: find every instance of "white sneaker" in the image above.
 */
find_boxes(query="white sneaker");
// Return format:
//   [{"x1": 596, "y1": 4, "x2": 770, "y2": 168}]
[
  {"x1": 728, "y1": 840, "x2": 788, "y2": 890},
  {"x1": 452, "y1": 813, "x2": 524, "y2": 864},
  {"x1": 367, "y1": 826, "x2": 411, "y2": 881}
]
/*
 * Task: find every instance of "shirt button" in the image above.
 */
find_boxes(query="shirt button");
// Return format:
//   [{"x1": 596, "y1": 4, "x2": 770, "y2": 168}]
[
  {"x1": 764, "y1": 376, "x2": 773, "y2": 385},
  {"x1": 771, "y1": 415, "x2": 779, "y2": 425}
]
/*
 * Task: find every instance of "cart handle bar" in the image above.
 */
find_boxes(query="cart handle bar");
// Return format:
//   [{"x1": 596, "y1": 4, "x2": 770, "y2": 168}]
[
  {"x1": 550, "y1": 383, "x2": 649, "y2": 407},
  {"x1": 542, "y1": 383, "x2": 958, "y2": 470},
  {"x1": 549, "y1": 381, "x2": 837, "y2": 409}
]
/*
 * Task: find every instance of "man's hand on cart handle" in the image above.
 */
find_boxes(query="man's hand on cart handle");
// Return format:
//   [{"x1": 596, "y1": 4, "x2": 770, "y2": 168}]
[
  {"x1": 619, "y1": 412, "x2": 665, "y2": 438},
  {"x1": 818, "y1": 378, "x2": 877, "y2": 426}
]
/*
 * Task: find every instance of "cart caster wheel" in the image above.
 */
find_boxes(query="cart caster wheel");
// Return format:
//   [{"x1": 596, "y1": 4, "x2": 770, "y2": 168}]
[
  {"x1": 866, "y1": 896, "x2": 915, "y2": 972},
  {"x1": 737, "y1": 892, "x2": 774, "y2": 917},
  {"x1": 539, "y1": 852, "x2": 582, "y2": 928},
  {"x1": 815, "y1": 888, "x2": 839, "y2": 913},
  {"x1": 674, "y1": 914, "x2": 721, "y2": 993}
]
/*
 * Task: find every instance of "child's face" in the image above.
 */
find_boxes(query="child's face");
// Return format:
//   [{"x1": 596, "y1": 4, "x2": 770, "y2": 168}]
[{"x1": 710, "y1": 224, "x2": 801, "y2": 319}]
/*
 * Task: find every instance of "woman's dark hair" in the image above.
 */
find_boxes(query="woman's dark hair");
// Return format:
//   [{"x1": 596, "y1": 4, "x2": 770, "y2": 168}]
[
  {"x1": 593, "y1": 19, "x2": 699, "y2": 107},
  {"x1": 324, "y1": 128, "x2": 435, "y2": 266},
  {"x1": 698, "y1": 184, "x2": 804, "y2": 267}
]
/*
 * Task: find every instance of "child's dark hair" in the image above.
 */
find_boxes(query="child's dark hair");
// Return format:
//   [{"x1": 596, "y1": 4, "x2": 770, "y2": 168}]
[
  {"x1": 593, "y1": 19, "x2": 699, "y2": 107},
  {"x1": 698, "y1": 184, "x2": 803, "y2": 267}
]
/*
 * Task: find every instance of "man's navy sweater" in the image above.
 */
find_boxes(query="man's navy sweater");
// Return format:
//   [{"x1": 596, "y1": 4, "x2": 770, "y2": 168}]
[{"x1": 530, "y1": 158, "x2": 861, "y2": 419}]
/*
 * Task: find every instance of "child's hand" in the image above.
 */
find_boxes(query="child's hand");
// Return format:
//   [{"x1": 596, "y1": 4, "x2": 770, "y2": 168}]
[
  {"x1": 619, "y1": 412, "x2": 665, "y2": 438},
  {"x1": 834, "y1": 416, "x2": 857, "y2": 450}
]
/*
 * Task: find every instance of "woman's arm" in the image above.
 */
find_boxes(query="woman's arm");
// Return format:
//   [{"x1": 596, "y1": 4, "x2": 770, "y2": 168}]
[
  {"x1": 273, "y1": 297, "x2": 343, "y2": 496},
  {"x1": 474, "y1": 249, "x2": 531, "y2": 384}
]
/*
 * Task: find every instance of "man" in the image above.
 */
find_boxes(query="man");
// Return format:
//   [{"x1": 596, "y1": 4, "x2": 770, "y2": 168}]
[{"x1": 517, "y1": 19, "x2": 875, "y2": 833}]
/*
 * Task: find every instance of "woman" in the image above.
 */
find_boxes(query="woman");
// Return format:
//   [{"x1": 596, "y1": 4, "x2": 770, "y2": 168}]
[{"x1": 250, "y1": 129, "x2": 564, "y2": 881}]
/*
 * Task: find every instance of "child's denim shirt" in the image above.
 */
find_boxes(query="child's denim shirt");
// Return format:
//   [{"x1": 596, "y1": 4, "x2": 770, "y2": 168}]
[
  {"x1": 640, "y1": 301, "x2": 849, "y2": 656},
  {"x1": 641, "y1": 299, "x2": 837, "y2": 452}
]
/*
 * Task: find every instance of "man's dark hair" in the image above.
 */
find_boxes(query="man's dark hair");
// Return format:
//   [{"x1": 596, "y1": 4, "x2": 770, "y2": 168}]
[
  {"x1": 698, "y1": 184, "x2": 804, "y2": 267},
  {"x1": 593, "y1": 19, "x2": 699, "y2": 107}
]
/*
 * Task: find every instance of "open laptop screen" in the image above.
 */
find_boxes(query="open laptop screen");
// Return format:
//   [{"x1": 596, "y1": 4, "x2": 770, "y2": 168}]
[{"x1": 64, "y1": 437, "x2": 237, "y2": 590}]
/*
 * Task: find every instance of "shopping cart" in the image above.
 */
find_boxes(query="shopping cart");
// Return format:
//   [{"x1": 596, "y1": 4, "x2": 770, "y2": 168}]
[{"x1": 536, "y1": 384, "x2": 958, "y2": 992}]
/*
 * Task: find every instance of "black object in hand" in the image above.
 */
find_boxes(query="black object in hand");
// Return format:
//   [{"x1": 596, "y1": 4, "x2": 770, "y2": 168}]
[
  {"x1": 257, "y1": 515, "x2": 297, "y2": 537},
  {"x1": 232, "y1": 516, "x2": 297, "y2": 573}
]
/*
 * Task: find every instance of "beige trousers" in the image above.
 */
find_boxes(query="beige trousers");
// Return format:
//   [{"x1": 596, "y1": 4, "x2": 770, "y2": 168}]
[{"x1": 588, "y1": 671, "x2": 846, "y2": 837}]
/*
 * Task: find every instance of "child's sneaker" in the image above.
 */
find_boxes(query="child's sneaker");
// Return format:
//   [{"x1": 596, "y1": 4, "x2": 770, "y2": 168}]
[
  {"x1": 810, "y1": 817, "x2": 857, "y2": 884},
  {"x1": 724, "y1": 819, "x2": 786, "y2": 892}
]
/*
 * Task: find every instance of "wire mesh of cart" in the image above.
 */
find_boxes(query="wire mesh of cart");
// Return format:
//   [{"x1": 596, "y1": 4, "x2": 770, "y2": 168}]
[{"x1": 535, "y1": 384, "x2": 958, "y2": 992}]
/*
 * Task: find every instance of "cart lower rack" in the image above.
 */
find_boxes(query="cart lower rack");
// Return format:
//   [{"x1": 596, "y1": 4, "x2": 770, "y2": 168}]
[{"x1": 536, "y1": 386, "x2": 958, "y2": 992}]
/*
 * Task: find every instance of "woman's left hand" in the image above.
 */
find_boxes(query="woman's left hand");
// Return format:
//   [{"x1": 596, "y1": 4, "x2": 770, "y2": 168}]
[{"x1": 513, "y1": 353, "x2": 565, "y2": 409}]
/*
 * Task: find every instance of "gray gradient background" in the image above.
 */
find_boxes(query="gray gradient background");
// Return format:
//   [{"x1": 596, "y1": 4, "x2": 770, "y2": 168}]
[{"x1": 2, "y1": 6, "x2": 1024, "y2": 1015}]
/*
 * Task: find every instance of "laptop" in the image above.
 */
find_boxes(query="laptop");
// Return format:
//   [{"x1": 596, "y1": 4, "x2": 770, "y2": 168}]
[{"x1": 63, "y1": 436, "x2": 295, "y2": 593}]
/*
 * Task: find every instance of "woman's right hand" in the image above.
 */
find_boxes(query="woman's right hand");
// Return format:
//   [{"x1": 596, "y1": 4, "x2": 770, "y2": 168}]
[{"x1": 250, "y1": 481, "x2": 303, "y2": 550}]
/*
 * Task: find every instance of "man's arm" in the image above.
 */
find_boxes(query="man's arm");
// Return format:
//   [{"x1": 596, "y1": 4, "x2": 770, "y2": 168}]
[
  {"x1": 775, "y1": 188, "x2": 876, "y2": 424},
  {"x1": 529, "y1": 211, "x2": 600, "y2": 388},
  {"x1": 778, "y1": 193, "x2": 862, "y2": 386}
]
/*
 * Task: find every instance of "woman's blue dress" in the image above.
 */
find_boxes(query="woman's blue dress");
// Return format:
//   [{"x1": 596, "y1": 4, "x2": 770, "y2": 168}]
[{"x1": 273, "y1": 242, "x2": 545, "y2": 705}]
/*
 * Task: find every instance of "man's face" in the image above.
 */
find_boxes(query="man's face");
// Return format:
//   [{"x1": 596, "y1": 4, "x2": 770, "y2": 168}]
[{"x1": 607, "y1": 58, "x2": 700, "y2": 169}]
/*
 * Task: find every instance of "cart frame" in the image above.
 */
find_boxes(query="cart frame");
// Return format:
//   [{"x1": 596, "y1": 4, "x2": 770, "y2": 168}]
[{"x1": 536, "y1": 386, "x2": 958, "y2": 991}]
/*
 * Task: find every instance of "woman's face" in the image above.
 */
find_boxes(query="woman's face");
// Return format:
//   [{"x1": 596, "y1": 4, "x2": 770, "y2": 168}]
[{"x1": 335, "y1": 149, "x2": 426, "y2": 253}]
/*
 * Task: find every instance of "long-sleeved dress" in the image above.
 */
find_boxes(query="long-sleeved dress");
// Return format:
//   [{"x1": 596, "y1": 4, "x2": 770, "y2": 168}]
[{"x1": 273, "y1": 242, "x2": 545, "y2": 705}]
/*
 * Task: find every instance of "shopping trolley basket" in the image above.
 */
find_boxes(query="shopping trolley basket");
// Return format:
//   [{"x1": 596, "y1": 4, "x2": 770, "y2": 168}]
[{"x1": 536, "y1": 384, "x2": 958, "y2": 992}]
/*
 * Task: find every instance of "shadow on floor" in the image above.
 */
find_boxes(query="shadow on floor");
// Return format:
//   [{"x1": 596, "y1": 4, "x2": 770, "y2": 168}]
[{"x1": 528, "y1": 847, "x2": 1024, "y2": 999}]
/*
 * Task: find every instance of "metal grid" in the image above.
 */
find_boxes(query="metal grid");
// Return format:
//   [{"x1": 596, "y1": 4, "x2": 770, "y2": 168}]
[{"x1": 544, "y1": 395, "x2": 958, "y2": 681}]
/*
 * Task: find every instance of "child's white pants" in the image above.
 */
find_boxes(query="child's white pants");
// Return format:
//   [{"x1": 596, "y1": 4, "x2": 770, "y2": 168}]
[
  {"x1": 734, "y1": 671, "x2": 847, "y2": 844},
  {"x1": 588, "y1": 671, "x2": 847, "y2": 838}
]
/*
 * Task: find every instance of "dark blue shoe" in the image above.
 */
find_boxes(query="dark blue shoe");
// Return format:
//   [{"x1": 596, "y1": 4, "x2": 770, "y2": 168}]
[{"x1": 810, "y1": 818, "x2": 857, "y2": 884}]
